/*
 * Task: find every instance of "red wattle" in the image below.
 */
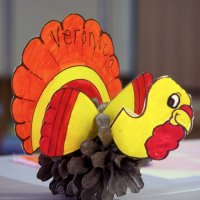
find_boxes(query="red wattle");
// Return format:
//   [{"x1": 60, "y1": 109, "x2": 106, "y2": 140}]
[{"x1": 145, "y1": 121, "x2": 185, "y2": 160}]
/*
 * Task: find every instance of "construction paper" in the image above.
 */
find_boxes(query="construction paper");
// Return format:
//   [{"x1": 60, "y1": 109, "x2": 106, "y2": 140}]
[{"x1": 12, "y1": 13, "x2": 193, "y2": 162}]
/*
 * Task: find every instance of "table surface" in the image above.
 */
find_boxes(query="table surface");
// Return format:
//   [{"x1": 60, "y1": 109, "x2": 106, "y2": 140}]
[{"x1": 0, "y1": 140, "x2": 200, "y2": 200}]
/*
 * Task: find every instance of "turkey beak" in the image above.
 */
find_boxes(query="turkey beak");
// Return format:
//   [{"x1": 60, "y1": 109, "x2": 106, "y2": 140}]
[{"x1": 170, "y1": 105, "x2": 194, "y2": 133}]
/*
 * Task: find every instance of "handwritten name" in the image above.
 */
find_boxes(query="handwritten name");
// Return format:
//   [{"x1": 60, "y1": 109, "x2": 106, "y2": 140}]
[{"x1": 50, "y1": 27, "x2": 114, "y2": 68}]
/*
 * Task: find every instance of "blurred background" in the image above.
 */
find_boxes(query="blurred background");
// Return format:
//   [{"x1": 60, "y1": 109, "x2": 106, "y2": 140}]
[{"x1": 0, "y1": 0, "x2": 199, "y2": 155}]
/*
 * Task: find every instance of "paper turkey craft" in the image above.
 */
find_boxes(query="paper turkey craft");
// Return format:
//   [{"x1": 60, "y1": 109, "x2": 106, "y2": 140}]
[{"x1": 12, "y1": 14, "x2": 194, "y2": 200}]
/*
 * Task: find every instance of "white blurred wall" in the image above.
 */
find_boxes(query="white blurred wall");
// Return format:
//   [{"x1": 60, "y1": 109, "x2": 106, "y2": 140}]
[{"x1": 0, "y1": 0, "x2": 136, "y2": 77}]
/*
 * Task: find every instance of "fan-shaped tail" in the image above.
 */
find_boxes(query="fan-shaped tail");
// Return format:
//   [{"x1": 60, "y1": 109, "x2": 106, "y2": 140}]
[{"x1": 12, "y1": 14, "x2": 122, "y2": 155}]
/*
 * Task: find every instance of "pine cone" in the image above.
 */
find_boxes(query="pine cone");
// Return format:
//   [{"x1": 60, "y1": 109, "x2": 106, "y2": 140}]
[{"x1": 37, "y1": 103, "x2": 151, "y2": 200}]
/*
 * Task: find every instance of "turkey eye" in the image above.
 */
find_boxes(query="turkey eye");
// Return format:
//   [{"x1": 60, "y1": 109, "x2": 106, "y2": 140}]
[{"x1": 167, "y1": 94, "x2": 180, "y2": 108}]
